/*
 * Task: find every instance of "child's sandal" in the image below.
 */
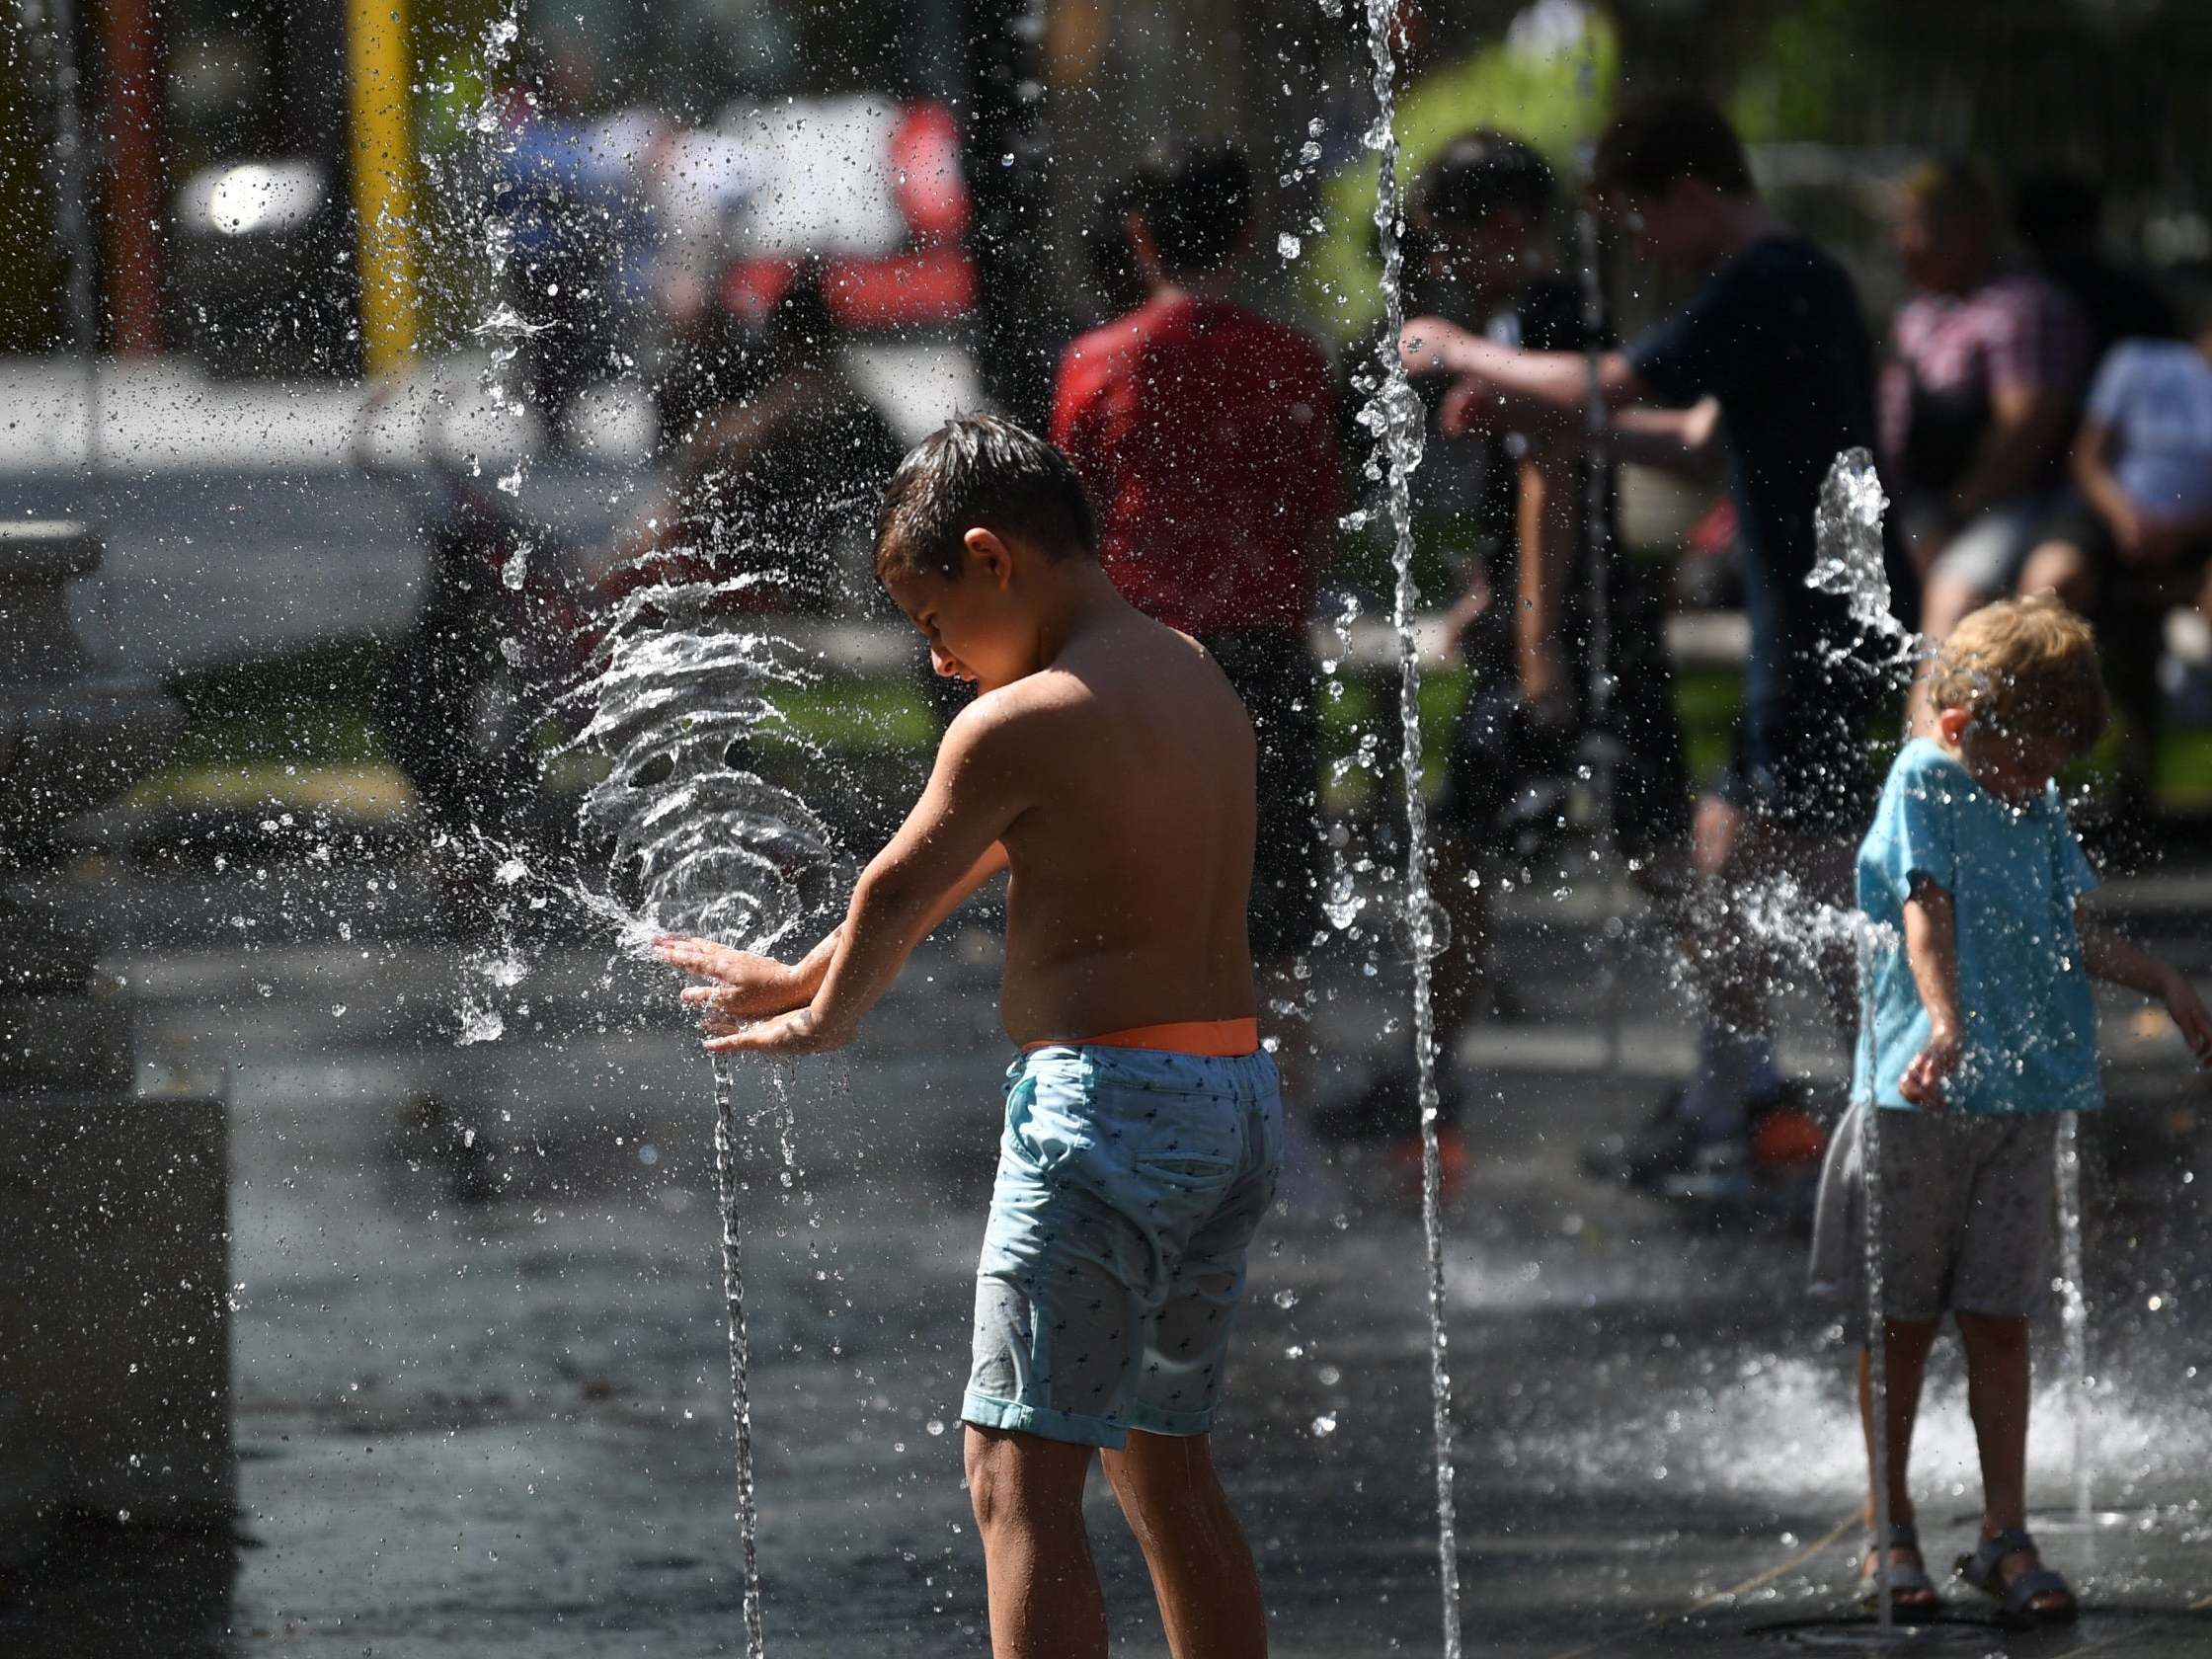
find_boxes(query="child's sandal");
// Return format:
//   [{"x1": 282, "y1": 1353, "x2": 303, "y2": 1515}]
[
  {"x1": 1857, "y1": 1521, "x2": 1942, "y2": 1621},
  {"x1": 1955, "y1": 1528, "x2": 2078, "y2": 1629}
]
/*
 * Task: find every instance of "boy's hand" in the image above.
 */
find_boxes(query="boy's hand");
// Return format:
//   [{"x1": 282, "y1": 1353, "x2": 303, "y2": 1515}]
[
  {"x1": 1439, "y1": 372, "x2": 1504, "y2": 439},
  {"x1": 1898, "y1": 1024, "x2": 1961, "y2": 1109},
  {"x1": 1398, "y1": 315, "x2": 1469, "y2": 378},
  {"x1": 699, "y1": 1002, "x2": 849, "y2": 1058},
  {"x1": 2161, "y1": 968, "x2": 2212, "y2": 1066},
  {"x1": 655, "y1": 934, "x2": 807, "y2": 1018}
]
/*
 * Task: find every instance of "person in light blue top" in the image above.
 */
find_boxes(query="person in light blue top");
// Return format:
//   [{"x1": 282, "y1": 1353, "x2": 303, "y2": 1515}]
[
  {"x1": 1811, "y1": 595, "x2": 2212, "y2": 1628},
  {"x1": 1854, "y1": 739, "x2": 2102, "y2": 1118}
]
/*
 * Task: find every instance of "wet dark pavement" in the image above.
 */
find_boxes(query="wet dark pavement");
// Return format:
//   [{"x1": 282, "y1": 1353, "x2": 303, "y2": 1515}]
[{"x1": 6, "y1": 835, "x2": 2211, "y2": 1657}]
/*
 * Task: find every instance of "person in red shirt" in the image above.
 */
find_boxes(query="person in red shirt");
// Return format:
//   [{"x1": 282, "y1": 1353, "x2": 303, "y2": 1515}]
[{"x1": 1051, "y1": 138, "x2": 1342, "y2": 1099}]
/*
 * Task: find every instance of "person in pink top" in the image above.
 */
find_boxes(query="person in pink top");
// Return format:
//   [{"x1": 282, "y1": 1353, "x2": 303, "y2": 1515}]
[
  {"x1": 1882, "y1": 160, "x2": 2093, "y2": 724},
  {"x1": 1052, "y1": 138, "x2": 1342, "y2": 1106}
]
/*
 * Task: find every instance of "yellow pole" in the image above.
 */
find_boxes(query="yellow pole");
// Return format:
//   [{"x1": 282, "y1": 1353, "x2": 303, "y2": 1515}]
[{"x1": 346, "y1": 0, "x2": 420, "y2": 376}]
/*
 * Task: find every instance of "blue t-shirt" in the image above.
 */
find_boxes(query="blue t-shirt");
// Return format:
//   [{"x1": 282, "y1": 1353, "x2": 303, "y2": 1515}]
[
  {"x1": 1855, "y1": 739, "x2": 2101, "y2": 1115},
  {"x1": 2084, "y1": 338, "x2": 2212, "y2": 517}
]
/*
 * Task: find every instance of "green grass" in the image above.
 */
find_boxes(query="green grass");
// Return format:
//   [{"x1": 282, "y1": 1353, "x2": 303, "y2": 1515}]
[{"x1": 136, "y1": 641, "x2": 2212, "y2": 818}]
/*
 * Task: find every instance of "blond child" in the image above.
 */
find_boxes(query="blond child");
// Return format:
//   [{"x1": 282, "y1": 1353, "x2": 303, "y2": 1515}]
[{"x1": 1811, "y1": 594, "x2": 2212, "y2": 1625}]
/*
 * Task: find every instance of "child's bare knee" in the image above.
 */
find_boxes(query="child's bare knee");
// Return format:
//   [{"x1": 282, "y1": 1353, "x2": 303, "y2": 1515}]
[{"x1": 1956, "y1": 1311, "x2": 2030, "y2": 1355}]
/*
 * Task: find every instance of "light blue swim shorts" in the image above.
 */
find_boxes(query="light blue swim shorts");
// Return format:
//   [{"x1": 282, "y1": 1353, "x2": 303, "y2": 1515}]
[{"x1": 961, "y1": 1043, "x2": 1283, "y2": 1450}]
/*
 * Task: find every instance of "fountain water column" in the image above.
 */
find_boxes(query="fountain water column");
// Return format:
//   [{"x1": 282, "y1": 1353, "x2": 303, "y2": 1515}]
[
  {"x1": 710, "y1": 1058, "x2": 769, "y2": 1659},
  {"x1": 1575, "y1": 204, "x2": 1625, "y2": 1077},
  {"x1": 1352, "y1": 0, "x2": 1462, "y2": 1650},
  {"x1": 2053, "y1": 1109, "x2": 2092, "y2": 1523},
  {"x1": 1855, "y1": 935, "x2": 1893, "y2": 1630}
]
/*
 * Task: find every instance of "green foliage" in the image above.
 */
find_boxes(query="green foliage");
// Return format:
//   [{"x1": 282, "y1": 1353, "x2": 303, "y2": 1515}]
[{"x1": 1728, "y1": 0, "x2": 1860, "y2": 145}]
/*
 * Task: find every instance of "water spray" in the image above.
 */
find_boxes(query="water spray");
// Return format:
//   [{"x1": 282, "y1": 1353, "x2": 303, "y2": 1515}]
[
  {"x1": 1349, "y1": 0, "x2": 1462, "y2": 1649},
  {"x1": 571, "y1": 579, "x2": 844, "y2": 1659}
]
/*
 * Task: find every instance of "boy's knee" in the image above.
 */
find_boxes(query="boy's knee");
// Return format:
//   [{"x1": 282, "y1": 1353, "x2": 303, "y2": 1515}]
[
  {"x1": 965, "y1": 1426, "x2": 1086, "y2": 1537},
  {"x1": 1956, "y1": 1311, "x2": 2031, "y2": 1354}
]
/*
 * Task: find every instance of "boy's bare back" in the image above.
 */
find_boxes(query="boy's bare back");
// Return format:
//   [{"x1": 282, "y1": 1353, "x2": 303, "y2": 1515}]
[{"x1": 978, "y1": 606, "x2": 1257, "y2": 1044}]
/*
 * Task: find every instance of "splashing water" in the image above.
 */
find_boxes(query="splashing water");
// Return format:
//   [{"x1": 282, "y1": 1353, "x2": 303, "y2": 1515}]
[
  {"x1": 1350, "y1": 1, "x2": 1460, "y2": 1651},
  {"x1": 1857, "y1": 990, "x2": 1894, "y2": 1629},
  {"x1": 2055, "y1": 1110, "x2": 2092, "y2": 1522},
  {"x1": 1808, "y1": 447, "x2": 1918, "y2": 675},
  {"x1": 712, "y1": 1056, "x2": 769, "y2": 1659},
  {"x1": 568, "y1": 580, "x2": 841, "y2": 949},
  {"x1": 567, "y1": 573, "x2": 846, "y2": 1659}
]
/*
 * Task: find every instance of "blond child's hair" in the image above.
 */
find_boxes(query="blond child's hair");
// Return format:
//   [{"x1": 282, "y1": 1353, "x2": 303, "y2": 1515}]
[{"x1": 1926, "y1": 594, "x2": 2107, "y2": 752}]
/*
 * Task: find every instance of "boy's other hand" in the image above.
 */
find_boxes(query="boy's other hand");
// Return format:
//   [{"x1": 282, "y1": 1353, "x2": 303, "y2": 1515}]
[
  {"x1": 1898, "y1": 1025, "x2": 1961, "y2": 1109},
  {"x1": 2160, "y1": 969, "x2": 2212, "y2": 1066},
  {"x1": 1439, "y1": 373, "x2": 1503, "y2": 439},
  {"x1": 700, "y1": 1003, "x2": 847, "y2": 1058}
]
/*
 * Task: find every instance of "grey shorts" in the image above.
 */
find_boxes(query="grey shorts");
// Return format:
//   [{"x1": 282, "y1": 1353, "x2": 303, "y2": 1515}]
[
  {"x1": 1808, "y1": 1100, "x2": 2059, "y2": 1331},
  {"x1": 1914, "y1": 493, "x2": 2064, "y2": 596}
]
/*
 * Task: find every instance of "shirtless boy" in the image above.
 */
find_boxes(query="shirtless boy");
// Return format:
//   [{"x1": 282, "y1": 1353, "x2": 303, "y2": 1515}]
[{"x1": 654, "y1": 415, "x2": 1280, "y2": 1659}]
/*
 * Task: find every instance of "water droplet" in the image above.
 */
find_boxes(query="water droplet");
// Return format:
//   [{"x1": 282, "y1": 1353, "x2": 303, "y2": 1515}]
[{"x1": 1277, "y1": 233, "x2": 1303, "y2": 261}]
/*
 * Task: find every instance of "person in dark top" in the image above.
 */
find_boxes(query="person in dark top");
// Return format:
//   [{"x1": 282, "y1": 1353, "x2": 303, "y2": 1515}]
[
  {"x1": 1398, "y1": 99, "x2": 1919, "y2": 1180},
  {"x1": 605, "y1": 268, "x2": 903, "y2": 613},
  {"x1": 1316, "y1": 130, "x2": 1699, "y2": 1179},
  {"x1": 1050, "y1": 138, "x2": 1342, "y2": 1117},
  {"x1": 2015, "y1": 172, "x2": 2181, "y2": 365}
]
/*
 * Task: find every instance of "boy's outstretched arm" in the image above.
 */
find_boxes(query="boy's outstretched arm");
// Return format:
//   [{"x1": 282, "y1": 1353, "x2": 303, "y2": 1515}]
[
  {"x1": 702, "y1": 700, "x2": 1031, "y2": 1056},
  {"x1": 1899, "y1": 879, "x2": 1963, "y2": 1107},
  {"x1": 2078, "y1": 906, "x2": 2212, "y2": 1066},
  {"x1": 1398, "y1": 318, "x2": 1648, "y2": 435}
]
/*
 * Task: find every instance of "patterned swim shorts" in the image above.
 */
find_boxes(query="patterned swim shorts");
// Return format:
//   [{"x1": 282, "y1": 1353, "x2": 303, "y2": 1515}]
[{"x1": 962, "y1": 1044, "x2": 1283, "y2": 1449}]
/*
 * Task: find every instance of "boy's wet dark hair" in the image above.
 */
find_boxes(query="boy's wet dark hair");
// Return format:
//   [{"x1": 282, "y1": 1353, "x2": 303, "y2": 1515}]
[
  {"x1": 1413, "y1": 130, "x2": 1554, "y2": 229},
  {"x1": 1127, "y1": 138, "x2": 1252, "y2": 276},
  {"x1": 875, "y1": 415, "x2": 1097, "y2": 584},
  {"x1": 1592, "y1": 97, "x2": 1754, "y2": 202}
]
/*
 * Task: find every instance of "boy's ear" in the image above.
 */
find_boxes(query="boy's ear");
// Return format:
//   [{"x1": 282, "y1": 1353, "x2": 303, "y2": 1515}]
[
  {"x1": 963, "y1": 526, "x2": 1017, "y2": 590},
  {"x1": 1936, "y1": 705, "x2": 1972, "y2": 745}
]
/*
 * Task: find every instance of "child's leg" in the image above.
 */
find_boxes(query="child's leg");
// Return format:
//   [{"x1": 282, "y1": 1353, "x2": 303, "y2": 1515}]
[
  {"x1": 1101, "y1": 1430, "x2": 1267, "y2": 1659},
  {"x1": 1955, "y1": 1311, "x2": 2033, "y2": 1534},
  {"x1": 965, "y1": 1427, "x2": 1107, "y2": 1659},
  {"x1": 1859, "y1": 1318, "x2": 1940, "y2": 1540},
  {"x1": 1956, "y1": 1311, "x2": 2072, "y2": 1617}
]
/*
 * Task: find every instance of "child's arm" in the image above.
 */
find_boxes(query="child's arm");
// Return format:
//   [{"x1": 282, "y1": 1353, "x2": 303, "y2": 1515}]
[
  {"x1": 2078, "y1": 906, "x2": 2212, "y2": 1066},
  {"x1": 664, "y1": 844, "x2": 1010, "y2": 1031},
  {"x1": 1898, "y1": 879, "x2": 1964, "y2": 1108},
  {"x1": 701, "y1": 699, "x2": 1031, "y2": 1056}
]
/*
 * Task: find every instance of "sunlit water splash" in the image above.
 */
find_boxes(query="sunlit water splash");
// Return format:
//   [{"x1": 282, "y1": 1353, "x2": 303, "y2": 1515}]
[
  {"x1": 565, "y1": 572, "x2": 846, "y2": 1659},
  {"x1": 1807, "y1": 446, "x2": 1917, "y2": 676},
  {"x1": 2055, "y1": 1110, "x2": 2092, "y2": 1523},
  {"x1": 1345, "y1": 0, "x2": 1461, "y2": 1649}
]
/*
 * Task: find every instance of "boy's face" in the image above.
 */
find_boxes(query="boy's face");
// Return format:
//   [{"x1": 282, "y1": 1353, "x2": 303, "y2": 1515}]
[
  {"x1": 883, "y1": 531, "x2": 1035, "y2": 694},
  {"x1": 1939, "y1": 705, "x2": 2074, "y2": 804},
  {"x1": 1602, "y1": 181, "x2": 1710, "y2": 277},
  {"x1": 1422, "y1": 209, "x2": 1538, "y2": 309}
]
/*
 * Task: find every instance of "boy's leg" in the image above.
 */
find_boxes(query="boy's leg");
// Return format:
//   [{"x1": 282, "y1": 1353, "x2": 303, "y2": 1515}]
[
  {"x1": 1101, "y1": 1430, "x2": 1268, "y2": 1659},
  {"x1": 965, "y1": 1425, "x2": 1107, "y2": 1659},
  {"x1": 1954, "y1": 1309, "x2": 2070, "y2": 1613},
  {"x1": 1857, "y1": 1316, "x2": 1939, "y2": 1547}
]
